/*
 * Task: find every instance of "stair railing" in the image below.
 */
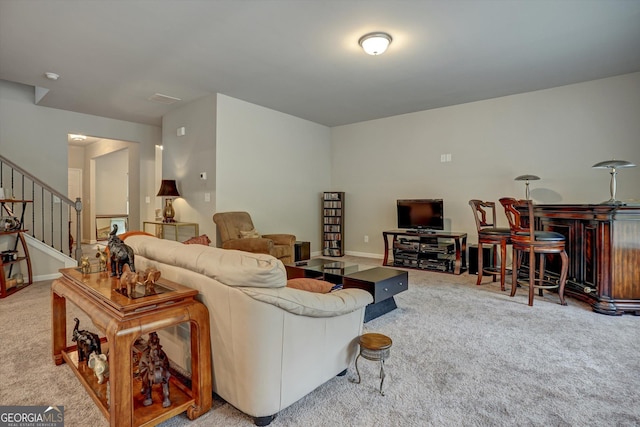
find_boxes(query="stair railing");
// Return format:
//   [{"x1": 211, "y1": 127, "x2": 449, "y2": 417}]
[{"x1": 0, "y1": 155, "x2": 82, "y2": 261}]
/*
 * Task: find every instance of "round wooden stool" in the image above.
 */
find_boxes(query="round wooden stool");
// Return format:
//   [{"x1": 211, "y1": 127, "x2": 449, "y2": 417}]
[{"x1": 352, "y1": 333, "x2": 392, "y2": 395}]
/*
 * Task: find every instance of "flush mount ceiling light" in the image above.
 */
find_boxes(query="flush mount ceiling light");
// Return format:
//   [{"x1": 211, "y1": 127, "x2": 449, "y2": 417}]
[
  {"x1": 358, "y1": 32, "x2": 392, "y2": 55},
  {"x1": 69, "y1": 134, "x2": 87, "y2": 141},
  {"x1": 45, "y1": 72, "x2": 60, "y2": 81}
]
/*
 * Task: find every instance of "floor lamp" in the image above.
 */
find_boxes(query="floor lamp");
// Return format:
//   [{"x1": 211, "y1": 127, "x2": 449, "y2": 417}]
[
  {"x1": 514, "y1": 175, "x2": 540, "y2": 200},
  {"x1": 592, "y1": 159, "x2": 636, "y2": 205}
]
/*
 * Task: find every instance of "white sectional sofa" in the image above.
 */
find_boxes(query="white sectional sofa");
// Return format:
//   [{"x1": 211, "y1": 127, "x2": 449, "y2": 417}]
[{"x1": 124, "y1": 234, "x2": 373, "y2": 425}]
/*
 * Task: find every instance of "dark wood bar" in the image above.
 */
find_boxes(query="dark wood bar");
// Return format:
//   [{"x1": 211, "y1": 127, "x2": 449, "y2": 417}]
[{"x1": 531, "y1": 204, "x2": 640, "y2": 315}]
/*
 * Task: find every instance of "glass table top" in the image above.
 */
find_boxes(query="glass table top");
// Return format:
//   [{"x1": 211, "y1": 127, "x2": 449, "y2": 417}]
[{"x1": 292, "y1": 259, "x2": 376, "y2": 277}]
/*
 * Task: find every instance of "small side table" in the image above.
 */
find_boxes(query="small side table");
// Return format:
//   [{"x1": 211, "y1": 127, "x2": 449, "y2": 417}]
[
  {"x1": 351, "y1": 333, "x2": 392, "y2": 395},
  {"x1": 143, "y1": 221, "x2": 199, "y2": 241}
]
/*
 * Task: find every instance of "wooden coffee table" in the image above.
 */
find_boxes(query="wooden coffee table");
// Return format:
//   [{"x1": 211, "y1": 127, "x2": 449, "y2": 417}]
[
  {"x1": 286, "y1": 261, "x2": 408, "y2": 321},
  {"x1": 51, "y1": 267, "x2": 212, "y2": 427}
]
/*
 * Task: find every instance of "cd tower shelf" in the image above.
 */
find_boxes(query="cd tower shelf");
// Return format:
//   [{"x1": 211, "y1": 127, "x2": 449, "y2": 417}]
[{"x1": 322, "y1": 192, "x2": 344, "y2": 257}]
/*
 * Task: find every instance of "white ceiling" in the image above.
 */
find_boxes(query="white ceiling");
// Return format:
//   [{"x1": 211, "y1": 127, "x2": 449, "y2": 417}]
[{"x1": 2, "y1": 0, "x2": 640, "y2": 128}]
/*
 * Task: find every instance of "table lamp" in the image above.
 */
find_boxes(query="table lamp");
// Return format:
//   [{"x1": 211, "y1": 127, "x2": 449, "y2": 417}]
[
  {"x1": 156, "y1": 179, "x2": 180, "y2": 223},
  {"x1": 592, "y1": 159, "x2": 636, "y2": 204},
  {"x1": 514, "y1": 175, "x2": 540, "y2": 200}
]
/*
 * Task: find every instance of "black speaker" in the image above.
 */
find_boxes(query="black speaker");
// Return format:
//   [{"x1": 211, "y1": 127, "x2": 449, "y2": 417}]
[{"x1": 469, "y1": 244, "x2": 494, "y2": 275}]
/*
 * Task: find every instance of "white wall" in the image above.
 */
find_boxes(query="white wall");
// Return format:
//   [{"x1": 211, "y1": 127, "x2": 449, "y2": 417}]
[
  {"x1": 95, "y1": 148, "x2": 128, "y2": 214},
  {"x1": 84, "y1": 140, "x2": 140, "y2": 243},
  {"x1": 331, "y1": 72, "x2": 640, "y2": 257},
  {"x1": 216, "y1": 94, "x2": 331, "y2": 253},
  {"x1": 162, "y1": 94, "x2": 217, "y2": 241}
]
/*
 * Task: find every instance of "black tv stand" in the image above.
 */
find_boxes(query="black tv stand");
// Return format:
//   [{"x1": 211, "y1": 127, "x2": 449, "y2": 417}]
[
  {"x1": 383, "y1": 229, "x2": 467, "y2": 275},
  {"x1": 408, "y1": 228, "x2": 438, "y2": 234}
]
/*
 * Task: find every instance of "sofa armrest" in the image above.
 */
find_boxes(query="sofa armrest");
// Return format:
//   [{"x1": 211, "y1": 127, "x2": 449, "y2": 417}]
[
  {"x1": 239, "y1": 287, "x2": 373, "y2": 317},
  {"x1": 262, "y1": 234, "x2": 296, "y2": 246},
  {"x1": 223, "y1": 238, "x2": 274, "y2": 253}
]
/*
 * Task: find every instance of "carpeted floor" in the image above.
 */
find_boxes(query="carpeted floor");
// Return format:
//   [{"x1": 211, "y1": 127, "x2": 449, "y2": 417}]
[{"x1": 1, "y1": 256, "x2": 639, "y2": 426}]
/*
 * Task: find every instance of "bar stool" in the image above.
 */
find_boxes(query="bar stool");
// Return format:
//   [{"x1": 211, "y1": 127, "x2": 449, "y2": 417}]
[
  {"x1": 469, "y1": 200, "x2": 512, "y2": 291},
  {"x1": 351, "y1": 333, "x2": 392, "y2": 395},
  {"x1": 500, "y1": 198, "x2": 568, "y2": 306}
]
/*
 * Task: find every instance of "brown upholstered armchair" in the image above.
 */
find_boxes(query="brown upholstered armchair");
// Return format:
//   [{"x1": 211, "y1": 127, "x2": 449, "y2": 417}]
[{"x1": 212, "y1": 211, "x2": 296, "y2": 264}]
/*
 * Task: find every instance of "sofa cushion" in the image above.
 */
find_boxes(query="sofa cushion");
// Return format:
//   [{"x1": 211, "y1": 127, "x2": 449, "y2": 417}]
[
  {"x1": 183, "y1": 234, "x2": 211, "y2": 246},
  {"x1": 286, "y1": 278, "x2": 334, "y2": 293},
  {"x1": 239, "y1": 287, "x2": 373, "y2": 317},
  {"x1": 126, "y1": 235, "x2": 286, "y2": 288}
]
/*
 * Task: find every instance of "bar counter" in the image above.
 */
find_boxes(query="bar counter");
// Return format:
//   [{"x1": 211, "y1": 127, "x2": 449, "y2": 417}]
[{"x1": 531, "y1": 204, "x2": 640, "y2": 315}]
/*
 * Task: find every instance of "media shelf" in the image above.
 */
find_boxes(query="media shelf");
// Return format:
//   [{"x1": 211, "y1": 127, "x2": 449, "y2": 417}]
[
  {"x1": 382, "y1": 229, "x2": 467, "y2": 275},
  {"x1": 322, "y1": 192, "x2": 345, "y2": 257}
]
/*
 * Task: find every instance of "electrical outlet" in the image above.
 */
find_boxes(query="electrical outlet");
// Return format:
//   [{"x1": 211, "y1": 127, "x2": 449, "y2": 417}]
[
  {"x1": 364, "y1": 235, "x2": 369, "y2": 243},
  {"x1": 204, "y1": 192, "x2": 210, "y2": 202}
]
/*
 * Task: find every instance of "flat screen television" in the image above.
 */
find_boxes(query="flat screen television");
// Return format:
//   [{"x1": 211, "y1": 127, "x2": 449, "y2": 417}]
[{"x1": 397, "y1": 199, "x2": 444, "y2": 231}]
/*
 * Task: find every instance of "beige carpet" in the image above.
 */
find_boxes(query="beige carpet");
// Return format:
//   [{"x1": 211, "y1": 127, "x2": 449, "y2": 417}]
[{"x1": 1, "y1": 257, "x2": 639, "y2": 426}]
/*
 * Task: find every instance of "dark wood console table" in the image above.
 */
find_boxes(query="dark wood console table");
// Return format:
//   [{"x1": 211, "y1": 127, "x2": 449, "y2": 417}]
[
  {"x1": 382, "y1": 230, "x2": 467, "y2": 275},
  {"x1": 52, "y1": 268, "x2": 212, "y2": 426},
  {"x1": 529, "y1": 204, "x2": 640, "y2": 315}
]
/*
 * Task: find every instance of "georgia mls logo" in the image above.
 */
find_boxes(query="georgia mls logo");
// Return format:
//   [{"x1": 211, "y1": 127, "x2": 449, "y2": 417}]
[{"x1": 0, "y1": 405, "x2": 64, "y2": 427}]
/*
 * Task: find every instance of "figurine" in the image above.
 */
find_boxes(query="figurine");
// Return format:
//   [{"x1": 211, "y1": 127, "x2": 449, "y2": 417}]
[
  {"x1": 1, "y1": 216, "x2": 20, "y2": 231},
  {"x1": 139, "y1": 332, "x2": 171, "y2": 407},
  {"x1": 80, "y1": 256, "x2": 91, "y2": 274},
  {"x1": 119, "y1": 264, "x2": 138, "y2": 297},
  {"x1": 140, "y1": 267, "x2": 161, "y2": 295},
  {"x1": 88, "y1": 351, "x2": 109, "y2": 384},
  {"x1": 95, "y1": 246, "x2": 108, "y2": 272},
  {"x1": 72, "y1": 317, "x2": 102, "y2": 362},
  {"x1": 107, "y1": 224, "x2": 135, "y2": 277}
]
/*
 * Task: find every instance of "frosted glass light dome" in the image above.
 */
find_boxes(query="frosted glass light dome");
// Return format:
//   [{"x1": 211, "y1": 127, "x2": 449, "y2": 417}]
[{"x1": 359, "y1": 32, "x2": 392, "y2": 56}]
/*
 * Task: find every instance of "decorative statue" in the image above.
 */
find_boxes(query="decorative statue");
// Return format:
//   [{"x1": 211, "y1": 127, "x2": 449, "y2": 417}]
[
  {"x1": 139, "y1": 332, "x2": 171, "y2": 407},
  {"x1": 88, "y1": 351, "x2": 109, "y2": 384},
  {"x1": 72, "y1": 317, "x2": 102, "y2": 362},
  {"x1": 95, "y1": 246, "x2": 108, "y2": 272},
  {"x1": 140, "y1": 267, "x2": 161, "y2": 295},
  {"x1": 107, "y1": 224, "x2": 135, "y2": 278},
  {"x1": 119, "y1": 264, "x2": 138, "y2": 298},
  {"x1": 80, "y1": 256, "x2": 91, "y2": 274}
]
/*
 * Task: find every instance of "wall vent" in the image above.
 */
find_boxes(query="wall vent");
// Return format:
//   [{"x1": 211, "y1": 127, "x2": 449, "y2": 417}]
[{"x1": 147, "y1": 93, "x2": 181, "y2": 105}]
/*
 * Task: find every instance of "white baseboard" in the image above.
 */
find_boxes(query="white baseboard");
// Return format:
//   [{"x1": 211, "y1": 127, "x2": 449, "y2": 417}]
[
  {"x1": 34, "y1": 272, "x2": 63, "y2": 282},
  {"x1": 312, "y1": 250, "x2": 383, "y2": 259},
  {"x1": 345, "y1": 251, "x2": 384, "y2": 259}
]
